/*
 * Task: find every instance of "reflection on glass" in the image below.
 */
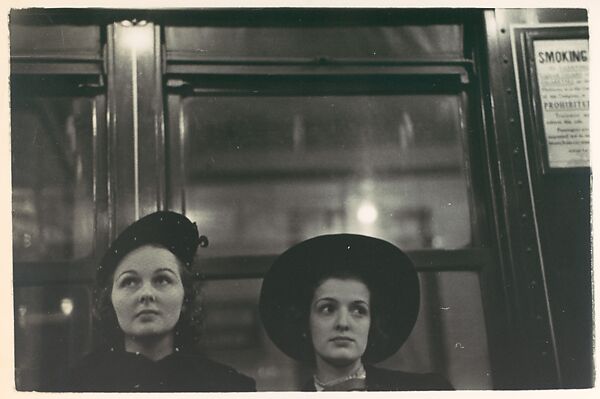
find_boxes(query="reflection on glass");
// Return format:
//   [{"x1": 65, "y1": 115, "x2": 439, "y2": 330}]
[
  {"x1": 14, "y1": 285, "x2": 92, "y2": 390},
  {"x1": 184, "y1": 94, "x2": 471, "y2": 257},
  {"x1": 11, "y1": 96, "x2": 96, "y2": 261}
]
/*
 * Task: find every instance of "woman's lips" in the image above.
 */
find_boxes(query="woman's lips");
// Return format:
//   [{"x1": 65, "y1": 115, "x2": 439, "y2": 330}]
[
  {"x1": 136, "y1": 309, "x2": 160, "y2": 317},
  {"x1": 330, "y1": 336, "x2": 354, "y2": 343}
]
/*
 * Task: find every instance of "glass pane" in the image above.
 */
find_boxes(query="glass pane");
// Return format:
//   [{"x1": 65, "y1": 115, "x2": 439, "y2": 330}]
[
  {"x1": 199, "y1": 271, "x2": 491, "y2": 390},
  {"x1": 11, "y1": 95, "x2": 96, "y2": 261},
  {"x1": 14, "y1": 284, "x2": 92, "y2": 390},
  {"x1": 10, "y1": 24, "x2": 102, "y2": 55},
  {"x1": 166, "y1": 24, "x2": 463, "y2": 60},
  {"x1": 183, "y1": 94, "x2": 471, "y2": 258}
]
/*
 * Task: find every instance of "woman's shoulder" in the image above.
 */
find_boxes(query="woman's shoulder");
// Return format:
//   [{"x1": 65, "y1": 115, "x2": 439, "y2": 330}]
[
  {"x1": 365, "y1": 365, "x2": 454, "y2": 391},
  {"x1": 69, "y1": 348, "x2": 144, "y2": 373},
  {"x1": 178, "y1": 353, "x2": 257, "y2": 392},
  {"x1": 54, "y1": 349, "x2": 120, "y2": 391},
  {"x1": 57, "y1": 349, "x2": 256, "y2": 392}
]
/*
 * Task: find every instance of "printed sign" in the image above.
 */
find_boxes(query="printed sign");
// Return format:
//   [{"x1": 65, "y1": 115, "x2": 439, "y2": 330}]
[{"x1": 533, "y1": 39, "x2": 589, "y2": 168}]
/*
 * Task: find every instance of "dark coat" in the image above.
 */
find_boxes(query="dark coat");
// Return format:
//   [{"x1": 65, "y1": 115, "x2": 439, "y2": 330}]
[
  {"x1": 303, "y1": 365, "x2": 454, "y2": 391},
  {"x1": 57, "y1": 349, "x2": 256, "y2": 392}
]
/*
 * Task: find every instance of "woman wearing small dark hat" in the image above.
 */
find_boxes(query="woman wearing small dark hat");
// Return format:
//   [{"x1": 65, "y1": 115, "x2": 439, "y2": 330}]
[
  {"x1": 61, "y1": 211, "x2": 255, "y2": 392},
  {"x1": 259, "y1": 234, "x2": 453, "y2": 391}
]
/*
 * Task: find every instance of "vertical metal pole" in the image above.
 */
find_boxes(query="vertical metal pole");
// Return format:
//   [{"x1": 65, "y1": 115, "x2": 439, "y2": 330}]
[{"x1": 107, "y1": 20, "x2": 165, "y2": 232}]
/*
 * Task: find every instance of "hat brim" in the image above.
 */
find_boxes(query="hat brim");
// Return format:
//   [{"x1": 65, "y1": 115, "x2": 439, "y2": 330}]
[{"x1": 259, "y1": 234, "x2": 420, "y2": 364}]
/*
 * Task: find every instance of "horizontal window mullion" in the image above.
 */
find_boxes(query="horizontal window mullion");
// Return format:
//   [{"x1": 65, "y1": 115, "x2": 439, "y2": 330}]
[
  {"x1": 13, "y1": 261, "x2": 96, "y2": 287},
  {"x1": 166, "y1": 63, "x2": 470, "y2": 80},
  {"x1": 11, "y1": 53, "x2": 103, "y2": 62},
  {"x1": 166, "y1": 54, "x2": 473, "y2": 66},
  {"x1": 11, "y1": 62, "x2": 104, "y2": 75},
  {"x1": 196, "y1": 249, "x2": 491, "y2": 280},
  {"x1": 167, "y1": 74, "x2": 469, "y2": 96}
]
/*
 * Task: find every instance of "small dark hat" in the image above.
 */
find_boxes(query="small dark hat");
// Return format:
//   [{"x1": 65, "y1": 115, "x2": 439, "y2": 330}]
[
  {"x1": 259, "y1": 234, "x2": 420, "y2": 364},
  {"x1": 97, "y1": 211, "x2": 207, "y2": 284}
]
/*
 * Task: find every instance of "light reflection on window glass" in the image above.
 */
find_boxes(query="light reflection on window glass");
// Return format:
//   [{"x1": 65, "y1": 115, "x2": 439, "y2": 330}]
[
  {"x1": 14, "y1": 284, "x2": 92, "y2": 390},
  {"x1": 11, "y1": 96, "x2": 95, "y2": 261},
  {"x1": 184, "y1": 94, "x2": 471, "y2": 257}
]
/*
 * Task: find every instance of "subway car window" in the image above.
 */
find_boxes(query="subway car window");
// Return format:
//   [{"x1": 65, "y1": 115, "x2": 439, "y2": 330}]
[
  {"x1": 11, "y1": 79, "x2": 98, "y2": 261},
  {"x1": 183, "y1": 94, "x2": 471, "y2": 257},
  {"x1": 10, "y1": 14, "x2": 107, "y2": 391},
  {"x1": 173, "y1": 84, "x2": 487, "y2": 389},
  {"x1": 11, "y1": 75, "x2": 106, "y2": 389},
  {"x1": 10, "y1": 23, "x2": 101, "y2": 54},
  {"x1": 165, "y1": 11, "x2": 488, "y2": 390}
]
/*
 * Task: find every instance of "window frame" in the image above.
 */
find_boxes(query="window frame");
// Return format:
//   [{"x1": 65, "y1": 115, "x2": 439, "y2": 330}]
[
  {"x1": 163, "y1": 19, "x2": 491, "y2": 279},
  {"x1": 10, "y1": 24, "x2": 109, "y2": 285}
]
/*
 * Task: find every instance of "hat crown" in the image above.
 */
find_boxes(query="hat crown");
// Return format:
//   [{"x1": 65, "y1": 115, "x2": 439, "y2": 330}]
[{"x1": 97, "y1": 211, "x2": 204, "y2": 283}]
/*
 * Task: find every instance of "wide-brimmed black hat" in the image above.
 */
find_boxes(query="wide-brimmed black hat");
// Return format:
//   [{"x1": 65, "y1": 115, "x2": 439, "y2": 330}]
[
  {"x1": 96, "y1": 211, "x2": 208, "y2": 284},
  {"x1": 259, "y1": 234, "x2": 420, "y2": 364}
]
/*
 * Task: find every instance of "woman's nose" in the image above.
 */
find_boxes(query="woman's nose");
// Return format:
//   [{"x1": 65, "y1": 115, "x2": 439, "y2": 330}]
[
  {"x1": 138, "y1": 283, "x2": 155, "y2": 303},
  {"x1": 335, "y1": 309, "x2": 350, "y2": 330}
]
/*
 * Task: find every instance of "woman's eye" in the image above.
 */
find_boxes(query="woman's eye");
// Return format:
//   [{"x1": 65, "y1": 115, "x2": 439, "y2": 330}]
[
  {"x1": 351, "y1": 305, "x2": 369, "y2": 316},
  {"x1": 118, "y1": 277, "x2": 138, "y2": 288},
  {"x1": 154, "y1": 275, "x2": 173, "y2": 285},
  {"x1": 318, "y1": 304, "x2": 335, "y2": 314}
]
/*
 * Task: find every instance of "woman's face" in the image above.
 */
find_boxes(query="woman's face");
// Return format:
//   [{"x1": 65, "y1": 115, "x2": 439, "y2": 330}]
[
  {"x1": 111, "y1": 245, "x2": 185, "y2": 341},
  {"x1": 309, "y1": 277, "x2": 371, "y2": 367}
]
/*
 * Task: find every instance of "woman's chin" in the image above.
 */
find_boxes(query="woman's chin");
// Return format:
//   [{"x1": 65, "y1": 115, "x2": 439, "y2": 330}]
[
  {"x1": 127, "y1": 326, "x2": 170, "y2": 340},
  {"x1": 321, "y1": 353, "x2": 361, "y2": 368}
]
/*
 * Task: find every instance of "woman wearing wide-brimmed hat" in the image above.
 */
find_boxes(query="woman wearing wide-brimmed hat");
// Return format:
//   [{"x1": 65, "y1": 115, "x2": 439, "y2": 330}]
[
  {"x1": 259, "y1": 233, "x2": 453, "y2": 391},
  {"x1": 60, "y1": 211, "x2": 255, "y2": 392}
]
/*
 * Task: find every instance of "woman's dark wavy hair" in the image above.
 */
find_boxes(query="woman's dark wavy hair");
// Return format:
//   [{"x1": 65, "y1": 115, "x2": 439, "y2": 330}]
[
  {"x1": 295, "y1": 269, "x2": 389, "y2": 364},
  {"x1": 92, "y1": 244, "x2": 204, "y2": 352}
]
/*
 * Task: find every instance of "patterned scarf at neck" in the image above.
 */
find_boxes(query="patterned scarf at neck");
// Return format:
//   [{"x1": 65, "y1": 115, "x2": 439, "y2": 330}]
[{"x1": 313, "y1": 363, "x2": 367, "y2": 391}]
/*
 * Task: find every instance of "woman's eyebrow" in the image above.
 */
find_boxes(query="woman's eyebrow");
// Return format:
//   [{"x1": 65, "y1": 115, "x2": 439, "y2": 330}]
[
  {"x1": 115, "y1": 270, "x2": 136, "y2": 280},
  {"x1": 314, "y1": 297, "x2": 337, "y2": 303},
  {"x1": 155, "y1": 268, "x2": 178, "y2": 276}
]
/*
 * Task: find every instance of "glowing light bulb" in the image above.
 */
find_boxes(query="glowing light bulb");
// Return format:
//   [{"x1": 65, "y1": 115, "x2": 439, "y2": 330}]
[
  {"x1": 60, "y1": 298, "x2": 74, "y2": 316},
  {"x1": 122, "y1": 26, "x2": 153, "y2": 51},
  {"x1": 357, "y1": 202, "x2": 378, "y2": 225}
]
